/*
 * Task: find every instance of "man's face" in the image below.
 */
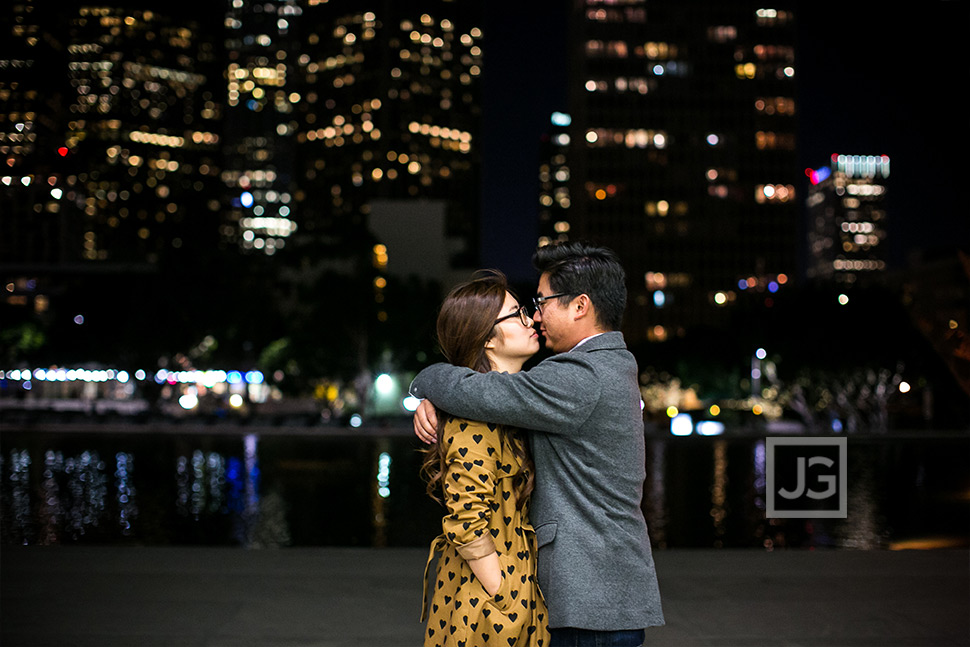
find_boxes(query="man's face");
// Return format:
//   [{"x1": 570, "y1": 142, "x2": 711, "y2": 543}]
[{"x1": 533, "y1": 273, "x2": 572, "y2": 353}]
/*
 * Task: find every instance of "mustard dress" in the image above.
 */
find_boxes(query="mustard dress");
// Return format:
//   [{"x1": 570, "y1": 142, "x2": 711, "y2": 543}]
[{"x1": 422, "y1": 416, "x2": 550, "y2": 647}]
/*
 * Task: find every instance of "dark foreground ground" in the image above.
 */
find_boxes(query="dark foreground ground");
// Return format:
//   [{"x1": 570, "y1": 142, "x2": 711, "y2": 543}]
[{"x1": 1, "y1": 546, "x2": 967, "y2": 647}]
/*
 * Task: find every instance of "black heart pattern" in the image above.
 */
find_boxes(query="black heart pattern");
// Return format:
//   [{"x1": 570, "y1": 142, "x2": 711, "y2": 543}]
[{"x1": 425, "y1": 417, "x2": 549, "y2": 646}]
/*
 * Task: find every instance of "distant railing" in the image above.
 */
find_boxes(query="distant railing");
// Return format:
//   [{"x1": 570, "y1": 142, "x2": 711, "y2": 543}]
[{"x1": 2, "y1": 405, "x2": 967, "y2": 440}]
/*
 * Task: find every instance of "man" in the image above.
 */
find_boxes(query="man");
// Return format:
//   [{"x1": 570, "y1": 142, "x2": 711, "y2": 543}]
[{"x1": 410, "y1": 242, "x2": 664, "y2": 646}]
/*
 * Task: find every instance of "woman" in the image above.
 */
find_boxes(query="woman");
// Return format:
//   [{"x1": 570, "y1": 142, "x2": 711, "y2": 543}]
[{"x1": 421, "y1": 270, "x2": 550, "y2": 647}]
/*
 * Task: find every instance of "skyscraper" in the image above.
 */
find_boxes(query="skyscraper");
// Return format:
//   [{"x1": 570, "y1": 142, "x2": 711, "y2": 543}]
[
  {"x1": 552, "y1": 3, "x2": 799, "y2": 343},
  {"x1": 1, "y1": 0, "x2": 70, "y2": 267},
  {"x1": 217, "y1": 0, "x2": 485, "y2": 304},
  {"x1": 221, "y1": 0, "x2": 301, "y2": 256},
  {"x1": 3, "y1": 1, "x2": 484, "y2": 370},
  {"x1": 215, "y1": 1, "x2": 485, "y2": 379},
  {"x1": 537, "y1": 111, "x2": 573, "y2": 247},
  {"x1": 6, "y1": 4, "x2": 223, "y2": 266},
  {"x1": 807, "y1": 153, "x2": 890, "y2": 285},
  {"x1": 1, "y1": 2, "x2": 225, "y2": 361},
  {"x1": 290, "y1": 1, "x2": 484, "y2": 269}
]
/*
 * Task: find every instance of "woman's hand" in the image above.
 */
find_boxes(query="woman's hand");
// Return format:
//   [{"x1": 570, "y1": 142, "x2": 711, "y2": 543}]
[
  {"x1": 466, "y1": 552, "x2": 502, "y2": 597},
  {"x1": 413, "y1": 399, "x2": 438, "y2": 444}
]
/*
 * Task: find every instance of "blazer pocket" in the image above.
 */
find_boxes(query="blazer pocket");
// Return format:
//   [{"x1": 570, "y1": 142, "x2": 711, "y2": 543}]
[{"x1": 534, "y1": 521, "x2": 557, "y2": 548}]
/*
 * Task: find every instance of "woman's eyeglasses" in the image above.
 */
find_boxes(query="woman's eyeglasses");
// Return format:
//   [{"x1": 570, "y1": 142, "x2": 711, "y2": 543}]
[{"x1": 494, "y1": 305, "x2": 533, "y2": 327}]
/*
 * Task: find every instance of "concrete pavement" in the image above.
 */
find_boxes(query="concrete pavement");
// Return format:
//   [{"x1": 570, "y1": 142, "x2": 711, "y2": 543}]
[{"x1": 1, "y1": 546, "x2": 967, "y2": 646}]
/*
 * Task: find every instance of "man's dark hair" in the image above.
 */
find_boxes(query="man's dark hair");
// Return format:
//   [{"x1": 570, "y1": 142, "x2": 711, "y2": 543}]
[{"x1": 532, "y1": 241, "x2": 627, "y2": 331}]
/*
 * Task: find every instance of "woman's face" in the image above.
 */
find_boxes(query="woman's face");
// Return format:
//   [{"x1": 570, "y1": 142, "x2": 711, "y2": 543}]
[{"x1": 486, "y1": 291, "x2": 539, "y2": 369}]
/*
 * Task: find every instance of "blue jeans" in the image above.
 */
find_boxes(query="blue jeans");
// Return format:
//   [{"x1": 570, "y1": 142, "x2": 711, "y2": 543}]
[{"x1": 549, "y1": 628, "x2": 645, "y2": 647}]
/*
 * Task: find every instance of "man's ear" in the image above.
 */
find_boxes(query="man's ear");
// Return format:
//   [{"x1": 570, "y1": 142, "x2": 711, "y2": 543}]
[{"x1": 574, "y1": 294, "x2": 592, "y2": 319}]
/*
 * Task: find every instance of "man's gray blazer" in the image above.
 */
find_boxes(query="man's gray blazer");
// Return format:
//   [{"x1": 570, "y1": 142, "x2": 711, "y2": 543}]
[{"x1": 410, "y1": 331, "x2": 664, "y2": 631}]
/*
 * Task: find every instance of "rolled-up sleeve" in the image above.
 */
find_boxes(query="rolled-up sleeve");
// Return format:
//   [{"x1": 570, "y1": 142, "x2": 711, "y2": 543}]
[{"x1": 440, "y1": 419, "x2": 500, "y2": 559}]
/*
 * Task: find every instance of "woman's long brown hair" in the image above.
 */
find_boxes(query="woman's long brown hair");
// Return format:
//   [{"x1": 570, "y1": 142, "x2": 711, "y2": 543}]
[{"x1": 420, "y1": 269, "x2": 535, "y2": 510}]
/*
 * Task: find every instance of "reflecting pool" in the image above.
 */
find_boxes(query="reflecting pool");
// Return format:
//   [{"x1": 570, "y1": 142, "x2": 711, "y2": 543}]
[{"x1": 2, "y1": 426, "x2": 967, "y2": 550}]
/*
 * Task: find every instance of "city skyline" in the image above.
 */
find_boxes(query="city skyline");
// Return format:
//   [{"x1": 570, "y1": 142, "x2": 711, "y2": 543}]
[
  {"x1": 1, "y1": 2, "x2": 967, "y2": 418},
  {"x1": 3, "y1": 2, "x2": 966, "y2": 276},
  {"x1": 479, "y1": 1, "x2": 967, "y2": 280}
]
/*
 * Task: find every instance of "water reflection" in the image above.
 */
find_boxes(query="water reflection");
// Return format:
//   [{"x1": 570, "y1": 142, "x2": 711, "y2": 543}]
[
  {"x1": 372, "y1": 442, "x2": 392, "y2": 547},
  {"x1": 752, "y1": 441, "x2": 769, "y2": 549},
  {"x1": 7, "y1": 448, "x2": 123, "y2": 544},
  {"x1": 171, "y1": 434, "x2": 268, "y2": 547},
  {"x1": 40, "y1": 451, "x2": 62, "y2": 544},
  {"x1": 241, "y1": 434, "x2": 260, "y2": 545},
  {"x1": 2, "y1": 434, "x2": 968, "y2": 549},
  {"x1": 115, "y1": 452, "x2": 137, "y2": 536},
  {"x1": 710, "y1": 440, "x2": 727, "y2": 547},
  {"x1": 753, "y1": 440, "x2": 766, "y2": 512},
  {"x1": 6, "y1": 449, "x2": 32, "y2": 544},
  {"x1": 175, "y1": 450, "x2": 224, "y2": 519},
  {"x1": 838, "y1": 451, "x2": 889, "y2": 549}
]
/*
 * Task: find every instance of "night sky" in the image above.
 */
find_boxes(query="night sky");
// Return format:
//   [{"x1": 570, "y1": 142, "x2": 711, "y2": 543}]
[
  {"x1": 479, "y1": 2, "x2": 568, "y2": 283},
  {"x1": 479, "y1": 1, "x2": 969, "y2": 283}
]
